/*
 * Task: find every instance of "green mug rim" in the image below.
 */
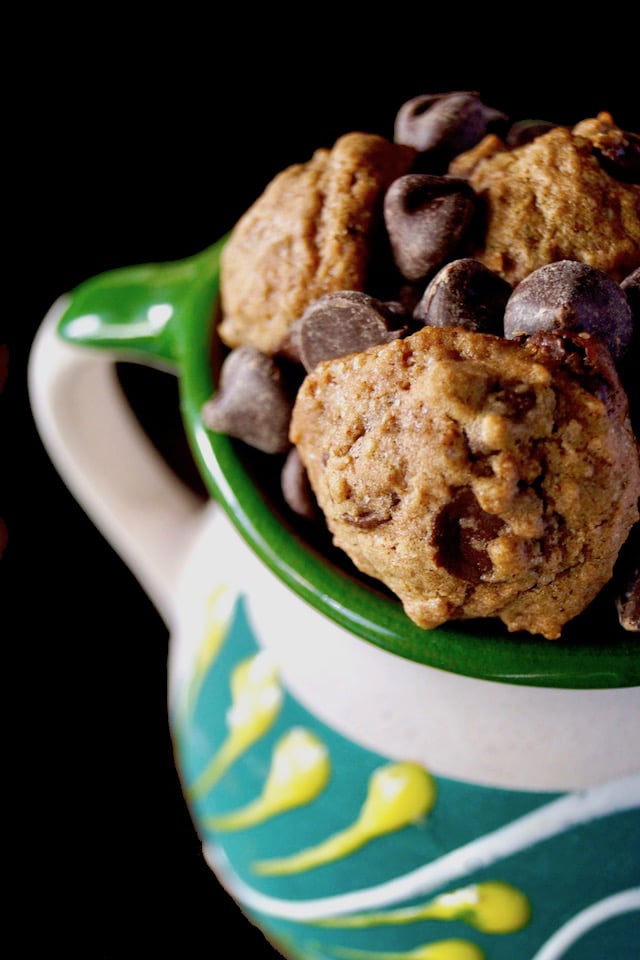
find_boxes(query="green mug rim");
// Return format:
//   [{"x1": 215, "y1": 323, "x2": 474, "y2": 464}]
[
  {"x1": 179, "y1": 247, "x2": 640, "y2": 691},
  {"x1": 58, "y1": 238, "x2": 640, "y2": 690}
]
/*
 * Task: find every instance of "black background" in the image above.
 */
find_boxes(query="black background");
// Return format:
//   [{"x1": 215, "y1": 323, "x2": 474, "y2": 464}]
[{"x1": 7, "y1": 25, "x2": 637, "y2": 958}]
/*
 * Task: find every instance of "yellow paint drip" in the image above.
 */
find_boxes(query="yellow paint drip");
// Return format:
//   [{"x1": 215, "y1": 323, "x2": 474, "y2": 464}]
[
  {"x1": 188, "y1": 652, "x2": 282, "y2": 799},
  {"x1": 324, "y1": 937, "x2": 485, "y2": 959},
  {"x1": 317, "y1": 881, "x2": 530, "y2": 934},
  {"x1": 204, "y1": 728, "x2": 330, "y2": 830},
  {"x1": 418, "y1": 881, "x2": 530, "y2": 934},
  {"x1": 178, "y1": 585, "x2": 230, "y2": 728},
  {"x1": 196, "y1": 586, "x2": 229, "y2": 676},
  {"x1": 253, "y1": 761, "x2": 436, "y2": 876}
]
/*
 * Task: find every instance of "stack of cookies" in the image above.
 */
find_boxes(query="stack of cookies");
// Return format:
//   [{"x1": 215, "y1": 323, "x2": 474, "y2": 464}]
[{"x1": 203, "y1": 92, "x2": 640, "y2": 639}]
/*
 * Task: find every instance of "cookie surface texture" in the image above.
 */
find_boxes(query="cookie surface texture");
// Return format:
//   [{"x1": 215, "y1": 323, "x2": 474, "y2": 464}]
[
  {"x1": 218, "y1": 133, "x2": 415, "y2": 355},
  {"x1": 290, "y1": 326, "x2": 640, "y2": 639},
  {"x1": 449, "y1": 120, "x2": 640, "y2": 285}
]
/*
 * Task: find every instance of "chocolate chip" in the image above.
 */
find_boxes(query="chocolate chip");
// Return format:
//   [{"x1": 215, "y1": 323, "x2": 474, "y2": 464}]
[
  {"x1": 503, "y1": 260, "x2": 634, "y2": 361},
  {"x1": 413, "y1": 258, "x2": 511, "y2": 334},
  {"x1": 431, "y1": 488, "x2": 504, "y2": 583},
  {"x1": 281, "y1": 447, "x2": 319, "y2": 521},
  {"x1": 394, "y1": 91, "x2": 508, "y2": 170},
  {"x1": 202, "y1": 345, "x2": 294, "y2": 454},
  {"x1": 295, "y1": 291, "x2": 405, "y2": 373},
  {"x1": 594, "y1": 130, "x2": 640, "y2": 184},
  {"x1": 505, "y1": 119, "x2": 557, "y2": 147},
  {"x1": 523, "y1": 329, "x2": 618, "y2": 412},
  {"x1": 384, "y1": 174, "x2": 477, "y2": 282}
]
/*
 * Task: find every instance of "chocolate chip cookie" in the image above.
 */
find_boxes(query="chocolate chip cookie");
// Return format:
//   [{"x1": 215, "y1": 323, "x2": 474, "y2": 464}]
[
  {"x1": 290, "y1": 326, "x2": 640, "y2": 639},
  {"x1": 218, "y1": 132, "x2": 415, "y2": 356},
  {"x1": 449, "y1": 117, "x2": 640, "y2": 285}
]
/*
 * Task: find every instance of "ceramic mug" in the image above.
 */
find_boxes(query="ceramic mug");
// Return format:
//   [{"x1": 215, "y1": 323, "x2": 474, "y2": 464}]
[{"x1": 29, "y1": 237, "x2": 640, "y2": 960}]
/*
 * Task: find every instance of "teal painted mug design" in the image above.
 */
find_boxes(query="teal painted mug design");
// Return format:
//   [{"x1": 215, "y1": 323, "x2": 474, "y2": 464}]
[
  {"x1": 29, "y1": 237, "x2": 640, "y2": 959},
  {"x1": 171, "y1": 579, "x2": 639, "y2": 960}
]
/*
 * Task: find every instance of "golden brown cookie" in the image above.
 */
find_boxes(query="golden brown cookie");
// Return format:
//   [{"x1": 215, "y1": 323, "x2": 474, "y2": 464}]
[
  {"x1": 290, "y1": 326, "x2": 640, "y2": 639},
  {"x1": 218, "y1": 133, "x2": 415, "y2": 355},
  {"x1": 449, "y1": 119, "x2": 640, "y2": 285}
]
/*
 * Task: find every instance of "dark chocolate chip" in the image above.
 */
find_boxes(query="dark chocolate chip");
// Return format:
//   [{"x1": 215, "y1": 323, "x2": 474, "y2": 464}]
[
  {"x1": 594, "y1": 130, "x2": 640, "y2": 184},
  {"x1": 505, "y1": 119, "x2": 558, "y2": 147},
  {"x1": 523, "y1": 329, "x2": 619, "y2": 412},
  {"x1": 394, "y1": 91, "x2": 508, "y2": 169},
  {"x1": 384, "y1": 174, "x2": 477, "y2": 282},
  {"x1": 281, "y1": 447, "x2": 319, "y2": 521},
  {"x1": 295, "y1": 291, "x2": 405, "y2": 372},
  {"x1": 431, "y1": 488, "x2": 504, "y2": 583},
  {"x1": 202, "y1": 345, "x2": 294, "y2": 454},
  {"x1": 503, "y1": 260, "x2": 634, "y2": 360},
  {"x1": 614, "y1": 523, "x2": 640, "y2": 632},
  {"x1": 413, "y1": 258, "x2": 511, "y2": 334}
]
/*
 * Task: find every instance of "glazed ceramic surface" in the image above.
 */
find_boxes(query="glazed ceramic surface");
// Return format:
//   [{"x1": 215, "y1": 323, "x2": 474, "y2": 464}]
[{"x1": 29, "y1": 238, "x2": 640, "y2": 959}]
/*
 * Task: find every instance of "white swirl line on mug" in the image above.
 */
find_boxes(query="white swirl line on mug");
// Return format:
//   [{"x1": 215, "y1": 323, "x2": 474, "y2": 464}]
[
  {"x1": 203, "y1": 773, "x2": 640, "y2": 922},
  {"x1": 530, "y1": 887, "x2": 640, "y2": 960}
]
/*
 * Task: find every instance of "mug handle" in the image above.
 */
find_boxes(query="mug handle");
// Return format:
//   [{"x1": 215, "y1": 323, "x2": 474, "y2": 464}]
[{"x1": 28, "y1": 243, "x2": 224, "y2": 626}]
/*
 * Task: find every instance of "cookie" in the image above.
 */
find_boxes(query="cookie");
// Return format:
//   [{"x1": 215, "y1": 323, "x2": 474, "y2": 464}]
[
  {"x1": 290, "y1": 326, "x2": 640, "y2": 639},
  {"x1": 218, "y1": 132, "x2": 415, "y2": 356},
  {"x1": 449, "y1": 118, "x2": 640, "y2": 285}
]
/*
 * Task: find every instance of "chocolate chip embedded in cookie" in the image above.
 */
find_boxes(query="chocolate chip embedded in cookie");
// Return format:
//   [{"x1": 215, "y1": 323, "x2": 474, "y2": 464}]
[
  {"x1": 449, "y1": 119, "x2": 640, "y2": 285},
  {"x1": 503, "y1": 260, "x2": 634, "y2": 360},
  {"x1": 218, "y1": 132, "x2": 415, "y2": 356},
  {"x1": 290, "y1": 326, "x2": 640, "y2": 639}
]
